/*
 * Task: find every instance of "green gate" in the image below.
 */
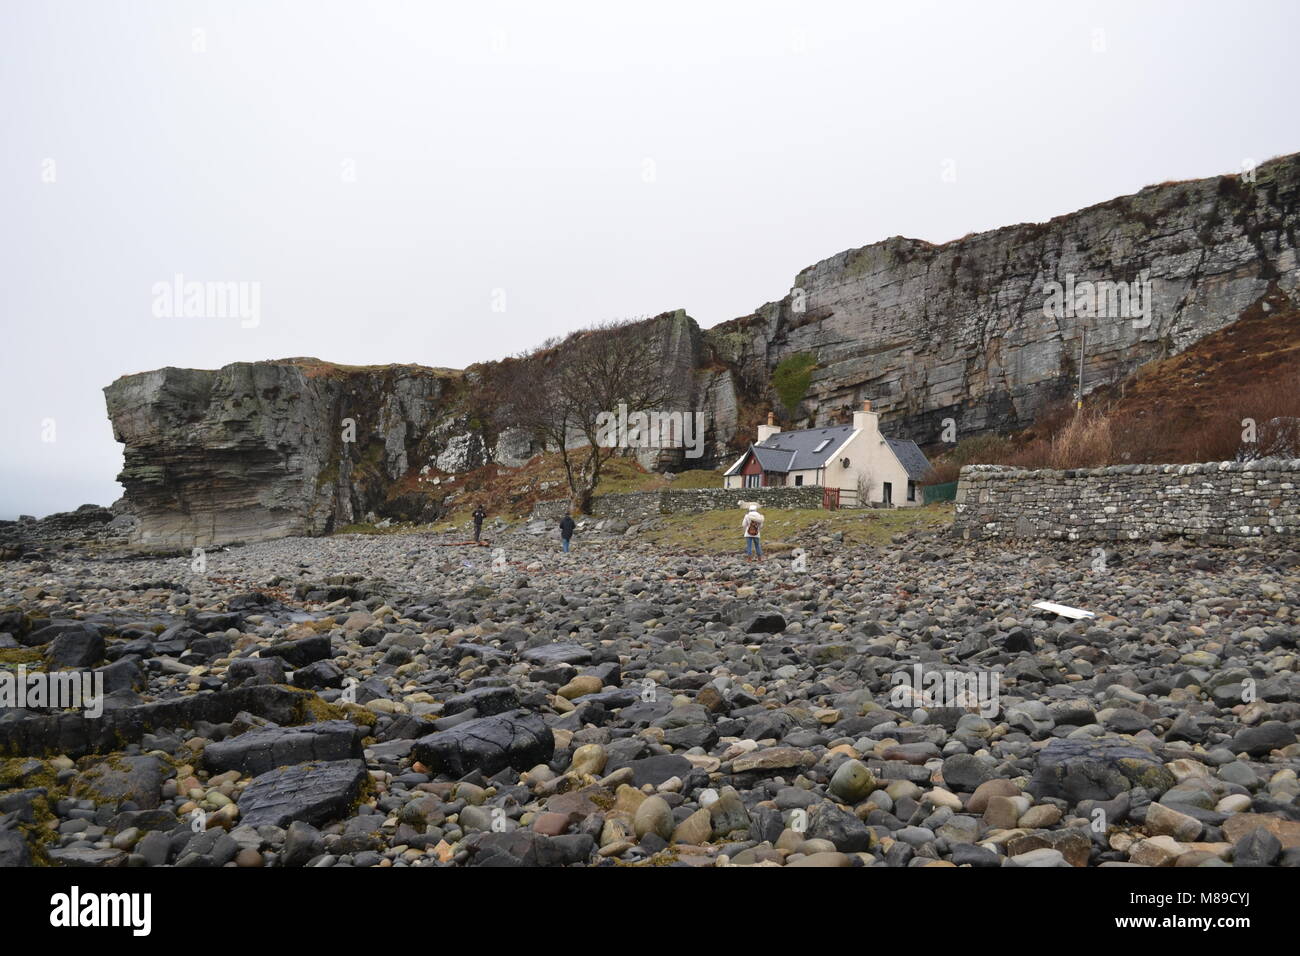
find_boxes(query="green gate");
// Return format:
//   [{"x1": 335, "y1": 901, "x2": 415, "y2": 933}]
[{"x1": 922, "y1": 481, "x2": 958, "y2": 504}]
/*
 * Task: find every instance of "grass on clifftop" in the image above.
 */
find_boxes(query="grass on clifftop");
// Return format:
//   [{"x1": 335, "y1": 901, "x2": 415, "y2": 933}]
[{"x1": 637, "y1": 502, "x2": 953, "y2": 553}]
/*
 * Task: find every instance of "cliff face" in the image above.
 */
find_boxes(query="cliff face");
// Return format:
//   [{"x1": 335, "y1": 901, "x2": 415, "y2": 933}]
[
  {"x1": 708, "y1": 154, "x2": 1300, "y2": 441},
  {"x1": 104, "y1": 360, "x2": 456, "y2": 546},
  {"x1": 104, "y1": 155, "x2": 1300, "y2": 545}
]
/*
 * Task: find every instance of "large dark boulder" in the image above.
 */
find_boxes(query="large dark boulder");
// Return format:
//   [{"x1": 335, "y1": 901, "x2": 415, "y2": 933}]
[
  {"x1": 260, "y1": 635, "x2": 332, "y2": 668},
  {"x1": 228, "y1": 592, "x2": 276, "y2": 612},
  {"x1": 0, "y1": 684, "x2": 312, "y2": 758},
  {"x1": 808, "y1": 803, "x2": 872, "y2": 852},
  {"x1": 521, "y1": 644, "x2": 592, "y2": 666},
  {"x1": 45, "y1": 629, "x2": 106, "y2": 668},
  {"x1": 19, "y1": 620, "x2": 97, "y2": 649},
  {"x1": 289, "y1": 660, "x2": 344, "y2": 690},
  {"x1": 94, "y1": 658, "x2": 146, "y2": 694},
  {"x1": 182, "y1": 634, "x2": 232, "y2": 663},
  {"x1": 745, "y1": 611, "x2": 788, "y2": 634},
  {"x1": 226, "y1": 657, "x2": 287, "y2": 688},
  {"x1": 469, "y1": 830, "x2": 595, "y2": 867},
  {"x1": 185, "y1": 611, "x2": 244, "y2": 633},
  {"x1": 72, "y1": 755, "x2": 167, "y2": 809},
  {"x1": 0, "y1": 831, "x2": 32, "y2": 867},
  {"x1": 411, "y1": 710, "x2": 554, "y2": 777},
  {"x1": 0, "y1": 607, "x2": 35, "y2": 640},
  {"x1": 281, "y1": 820, "x2": 325, "y2": 867},
  {"x1": 942, "y1": 753, "x2": 995, "y2": 792},
  {"x1": 203, "y1": 720, "x2": 364, "y2": 777},
  {"x1": 1028, "y1": 737, "x2": 1174, "y2": 804},
  {"x1": 46, "y1": 847, "x2": 128, "y2": 867},
  {"x1": 1230, "y1": 721, "x2": 1297, "y2": 757},
  {"x1": 237, "y1": 759, "x2": 369, "y2": 828},
  {"x1": 442, "y1": 685, "x2": 520, "y2": 717}
]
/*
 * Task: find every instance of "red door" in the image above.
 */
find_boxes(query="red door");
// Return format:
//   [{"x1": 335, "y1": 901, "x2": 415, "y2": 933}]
[{"x1": 823, "y1": 487, "x2": 840, "y2": 510}]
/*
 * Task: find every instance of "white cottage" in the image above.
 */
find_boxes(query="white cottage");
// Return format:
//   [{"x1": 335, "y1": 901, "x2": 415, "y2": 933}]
[{"x1": 722, "y1": 401, "x2": 931, "y2": 507}]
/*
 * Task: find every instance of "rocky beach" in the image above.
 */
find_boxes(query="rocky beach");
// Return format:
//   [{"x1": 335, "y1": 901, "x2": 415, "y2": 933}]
[{"x1": 3, "y1": 520, "x2": 1297, "y2": 869}]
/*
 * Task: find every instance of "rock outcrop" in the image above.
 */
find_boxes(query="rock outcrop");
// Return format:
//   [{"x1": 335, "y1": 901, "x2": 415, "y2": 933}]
[
  {"x1": 104, "y1": 359, "x2": 457, "y2": 546},
  {"x1": 101, "y1": 156, "x2": 1300, "y2": 545},
  {"x1": 0, "y1": 502, "x2": 137, "y2": 558},
  {"x1": 707, "y1": 153, "x2": 1300, "y2": 441}
]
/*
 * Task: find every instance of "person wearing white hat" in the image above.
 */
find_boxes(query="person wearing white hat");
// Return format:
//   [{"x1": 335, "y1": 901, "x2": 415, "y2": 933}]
[{"x1": 742, "y1": 504, "x2": 765, "y2": 561}]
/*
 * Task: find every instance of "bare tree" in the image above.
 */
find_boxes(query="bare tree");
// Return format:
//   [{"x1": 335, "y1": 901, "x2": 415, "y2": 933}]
[
  {"x1": 496, "y1": 319, "x2": 679, "y2": 513},
  {"x1": 855, "y1": 470, "x2": 876, "y2": 508}
]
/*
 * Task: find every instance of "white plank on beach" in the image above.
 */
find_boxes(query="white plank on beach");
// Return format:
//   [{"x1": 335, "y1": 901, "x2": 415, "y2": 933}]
[{"x1": 1031, "y1": 600, "x2": 1095, "y2": 620}]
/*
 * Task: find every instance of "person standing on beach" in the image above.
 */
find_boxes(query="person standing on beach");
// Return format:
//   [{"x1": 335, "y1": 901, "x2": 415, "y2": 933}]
[{"x1": 742, "y1": 504, "x2": 764, "y2": 561}]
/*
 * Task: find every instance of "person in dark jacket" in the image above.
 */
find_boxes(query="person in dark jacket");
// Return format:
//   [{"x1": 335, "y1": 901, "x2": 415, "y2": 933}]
[
  {"x1": 472, "y1": 505, "x2": 487, "y2": 542},
  {"x1": 559, "y1": 514, "x2": 576, "y2": 552}
]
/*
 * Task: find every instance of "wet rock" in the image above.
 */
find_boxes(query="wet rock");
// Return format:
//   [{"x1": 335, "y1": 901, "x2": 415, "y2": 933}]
[
  {"x1": 443, "y1": 686, "x2": 520, "y2": 717},
  {"x1": 1029, "y1": 737, "x2": 1174, "y2": 804},
  {"x1": 470, "y1": 830, "x2": 594, "y2": 866},
  {"x1": 73, "y1": 755, "x2": 166, "y2": 809},
  {"x1": 0, "y1": 831, "x2": 31, "y2": 867},
  {"x1": 290, "y1": 661, "x2": 344, "y2": 690},
  {"x1": 237, "y1": 759, "x2": 369, "y2": 828},
  {"x1": 18, "y1": 620, "x2": 97, "y2": 649},
  {"x1": 411, "y1": 710, "x2": 554, "y2": 777},
  {"x1": 829, "y1": 759, "x2": 876, "y2": 804},
  {"x1": 808, "y1": 803, "x2": 871, "y2": 852},
  {"x1": 0, "y1": 684, "x2": 311, "y2": 758},
  {"x1": 1233, "y1": 827, "x2": 1282, "y2": 866},
  {"x1": 521, "y1": 644, "x2": 592, "y2": 666},
  {"x1": 203, "y1": 720, "x2": 365, "y2": 776},
  {"x1": 1229, "y1": 721, "x2": 1297, "y2": 757},
  {"x1": 227, "y1": 657, "x2": 287, "y2": 687},
  {"x1": 46, "y1": 847, "x2": 128, "y2": 867},
  {"x1": 261, "y1": 635, "x2": 332, "y2": 668},
  {"x1": 282, "y1": 820, "x2": 325, "y2": 867},
  {"x1": 942, "y1": 753, "x2": 994, "y2": 792},
  {"x1": 44, "y1": 628, "x2": 106, "y2": 668}
]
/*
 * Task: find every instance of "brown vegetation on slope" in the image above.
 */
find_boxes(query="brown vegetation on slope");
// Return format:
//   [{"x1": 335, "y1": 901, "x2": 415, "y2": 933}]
[{"x1": 924, "y1": 287, "x2": 1300, "y2": 480}]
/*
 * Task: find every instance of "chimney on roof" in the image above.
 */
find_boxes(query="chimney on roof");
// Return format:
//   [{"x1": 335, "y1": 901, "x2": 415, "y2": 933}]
[
  {"x1": 853, "y1": 399, "x2": 879, "y2": 436},
  {"x1": 757, "y1": 410, "x2": 781, "y2": 444}
]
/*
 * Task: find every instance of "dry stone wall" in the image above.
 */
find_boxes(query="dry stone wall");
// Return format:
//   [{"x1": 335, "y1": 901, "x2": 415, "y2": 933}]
[
  {"x1": 953, "y1": 460, "x2": 1300, "y2": 544},
  {"x1": 531, "y1": 485, "x2": 824, "y2": 521}
]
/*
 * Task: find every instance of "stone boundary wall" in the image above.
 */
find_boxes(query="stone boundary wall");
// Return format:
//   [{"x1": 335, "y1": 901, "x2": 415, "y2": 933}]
[
  {"x1": 530, "y1": 485, "x2": 824, "y2": 521},
  {"x1": 953, "y1": 459, "x2": 1300, "y2": 544}
]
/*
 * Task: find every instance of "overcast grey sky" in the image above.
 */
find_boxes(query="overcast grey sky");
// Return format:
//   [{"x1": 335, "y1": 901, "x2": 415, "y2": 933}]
[{"x1": 3, "y1": 0, "x2": 1297, "y2": 519}]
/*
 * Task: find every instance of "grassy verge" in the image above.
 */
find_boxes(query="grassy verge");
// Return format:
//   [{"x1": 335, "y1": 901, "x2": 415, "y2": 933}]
[
  {"x1": 426, "y1": 459, "x2": 726, "y2": 531},
  {"x1": 636, "y1": 503, "x2": 953, "y2": 553}
]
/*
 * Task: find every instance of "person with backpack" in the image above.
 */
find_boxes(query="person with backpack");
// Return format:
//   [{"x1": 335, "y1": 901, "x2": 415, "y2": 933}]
[
  {"x1": 472, "y1": 505, "x2": 487, "y2": 542},
  {"x1": 559, "y1": 513, "x2": 576, "y2": 552},
  {"x1": 742, "y1": 504, "x2": 764, "y2": 561}
]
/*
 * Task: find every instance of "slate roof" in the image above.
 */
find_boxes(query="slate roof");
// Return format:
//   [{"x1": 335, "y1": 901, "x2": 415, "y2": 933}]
[
  {"x1": 723, "y1": 423, "x2": 933, "y2": 480},
  {"x1": 886, "y1": 438, "x2": 932, "y2": 480},
  {"x1": 724, "y1": 424, "x2": 855, "y2": 475}
]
